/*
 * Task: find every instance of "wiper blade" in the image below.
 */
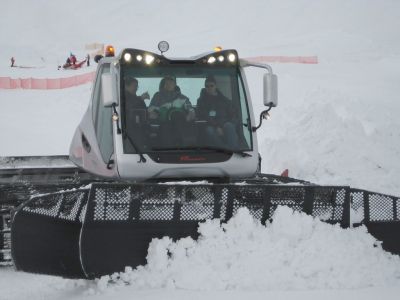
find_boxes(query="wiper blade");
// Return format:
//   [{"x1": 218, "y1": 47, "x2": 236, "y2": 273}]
[
  {"x1": 123, "y1": 133, "x2": 147, "y2": 163},
  {"x1": 150, "y1": 146, "x2": 252, "y2": 157}
]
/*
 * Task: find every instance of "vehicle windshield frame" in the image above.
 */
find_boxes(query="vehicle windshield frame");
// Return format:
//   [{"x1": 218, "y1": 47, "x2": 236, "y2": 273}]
[{"x1": 120, "y1": 63, "x2": 253, "y2": 154}]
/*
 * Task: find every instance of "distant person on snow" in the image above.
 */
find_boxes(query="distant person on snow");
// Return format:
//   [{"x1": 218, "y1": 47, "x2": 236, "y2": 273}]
[
  {"x1": 70, "y1": 53, "x2": 77, "y2": 65},
  {"x1": 10, "y1": 57, "x2": 15, "y2": 67},
  {"x1": 86, "y1": 54, "x2": 90, "y2": 66}
]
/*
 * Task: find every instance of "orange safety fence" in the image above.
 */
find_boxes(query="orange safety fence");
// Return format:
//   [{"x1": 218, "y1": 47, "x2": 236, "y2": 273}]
[
  {"x1": 246, "y1": 56, "x2": 318, "y2": 64},
  {"x1": 0, "y1": 72, "x2": 95, "y2": 90},
  {"x1": 0, "y1": 56, "x2": 318, "y2": 90}
]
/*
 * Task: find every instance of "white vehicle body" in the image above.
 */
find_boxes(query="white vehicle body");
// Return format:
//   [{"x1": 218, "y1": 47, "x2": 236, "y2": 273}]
[{"x1": 69, "y1": 48, "x2": 277, "y2": 180}]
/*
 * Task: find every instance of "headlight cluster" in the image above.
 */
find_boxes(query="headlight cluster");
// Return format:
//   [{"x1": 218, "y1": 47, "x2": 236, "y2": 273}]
[
  {"x1": 120, "y1": 48, "x2": 238, "y2": 66},
  {"x1": 206, "y1": 52, "x2": 236, "y2": 64},
  {"x1": 122, "y1": 52, "x2": 157, "y2": 65}
]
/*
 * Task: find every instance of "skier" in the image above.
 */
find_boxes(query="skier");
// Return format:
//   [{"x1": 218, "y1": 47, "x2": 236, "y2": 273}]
[{"x1": 10, "y1": 57, "x2": 15, "y2": 67}]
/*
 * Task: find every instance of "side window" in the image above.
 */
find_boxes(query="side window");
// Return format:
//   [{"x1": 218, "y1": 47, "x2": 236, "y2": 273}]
[
  {"x1": 92, "y1": 64, "x2": 113, "y2": 163},
  {"x1": 237, "y1": 75, "x2": 252, "y2": 149}
]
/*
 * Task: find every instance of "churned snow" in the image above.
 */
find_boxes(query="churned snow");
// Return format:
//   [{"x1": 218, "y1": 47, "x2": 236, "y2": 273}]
[
  {"x1": 3, "y1": 206, "x2": 398, "y2": 300},
  {"x1": 90, "y1": 207, "x2": 400, "y2": 293}
]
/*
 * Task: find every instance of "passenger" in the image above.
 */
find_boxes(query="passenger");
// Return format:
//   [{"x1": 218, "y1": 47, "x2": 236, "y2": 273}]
[
  {"x1": 124, "y1": 76, "x2": 149, "y2": 111},
  {"x1": 196, "y1": 76, "x2": 239, "y2": 149},
  {"x1": 148, "y1": 76, "x2": 195, "y2": 122},
  {"x1": 148, "y1": 76, "x2": 195, "y2": 146},
  {"x1": 124, "y1": 76, "x2": 150, "y2": 151}
]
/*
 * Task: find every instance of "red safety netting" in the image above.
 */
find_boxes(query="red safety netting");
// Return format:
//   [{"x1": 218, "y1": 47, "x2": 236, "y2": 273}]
[
  {"x1": 246, "y1": 56, "x2": 318, "y2": 64},
  {"x1": 0, "y1": 72, "x2": 95, "y2": 90},
  {"x1": 0, "y1": 56, "x2": 318, "y2": 90}
]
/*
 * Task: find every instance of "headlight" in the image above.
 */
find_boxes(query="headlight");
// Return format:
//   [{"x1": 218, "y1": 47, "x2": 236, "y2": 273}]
[
  {"x1": 123, "y1": 53, "x2": 132, "y2": 62},
  {"x1": 136, "y1": 54, "x2": 143, "y2": 62},
  {"x1": 218, "y1": 55, "x2": 225, "y2": 62},
  {"x1": 228, "y1": 53, "x2": 236, "y2": 62},
  {"x1": 207, "y1": 56, "x2": 216, "y2": 64},
  {"x1": 145, "y1": 54, "x2": 155, "y2": 64}
]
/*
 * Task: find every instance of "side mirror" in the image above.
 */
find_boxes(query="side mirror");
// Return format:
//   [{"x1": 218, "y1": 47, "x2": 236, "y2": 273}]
[
  {"x1": 263, "y1": 73, "x2": 278, "y2": 107},
  {"x1": 101, "y1": 73, "x2": 114, "y2": 107}
]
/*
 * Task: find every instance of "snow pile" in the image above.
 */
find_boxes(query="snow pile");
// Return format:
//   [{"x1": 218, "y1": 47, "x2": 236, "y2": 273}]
[
  {"x1": 90, "y1": 207, "x2": 400, "y2": 294},
  {"x1": 1, "y1": 0, "x2": 400, "y2": 196}
]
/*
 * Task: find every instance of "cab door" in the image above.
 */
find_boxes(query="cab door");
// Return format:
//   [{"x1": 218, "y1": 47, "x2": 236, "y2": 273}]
[{"x1": 70, "y1": 62, "x2": 117, "y2": 178}]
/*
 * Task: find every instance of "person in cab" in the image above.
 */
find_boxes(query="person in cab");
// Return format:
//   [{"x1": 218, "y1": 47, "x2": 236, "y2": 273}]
[
  {"x1": 124, "y1": 76, "x2": 150, "y2": 151},
  {"x1": 148, "y1": 76, "x2": 195, "y2": 146},
  {"x1": 196, "y1": 76, "x2": 239, "y2": 149},
  {"x1": 148, "y1": 76, "x2": 195, "y2": 123}
]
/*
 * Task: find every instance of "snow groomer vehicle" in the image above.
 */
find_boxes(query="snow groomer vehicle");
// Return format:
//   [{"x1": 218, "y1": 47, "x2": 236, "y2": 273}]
[{"x1": 2, "y1": 42, "x2": 399, "y2": 278}]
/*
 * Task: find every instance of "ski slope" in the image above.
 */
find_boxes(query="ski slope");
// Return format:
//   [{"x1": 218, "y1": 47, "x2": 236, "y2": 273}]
[{"x1": 0, "y1": 0, "x2": 400, "y2": 299}]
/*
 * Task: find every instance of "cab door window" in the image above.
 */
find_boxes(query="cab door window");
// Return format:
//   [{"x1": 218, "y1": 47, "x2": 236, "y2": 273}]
[{"x1": 92, "y1": 64, "x2": 113, "y2": 162}]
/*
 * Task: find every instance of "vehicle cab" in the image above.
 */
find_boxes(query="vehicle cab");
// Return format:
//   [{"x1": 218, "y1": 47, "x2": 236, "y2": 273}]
[{"x1": 69, "y1": 44, "x2": 277, "y2": 180}]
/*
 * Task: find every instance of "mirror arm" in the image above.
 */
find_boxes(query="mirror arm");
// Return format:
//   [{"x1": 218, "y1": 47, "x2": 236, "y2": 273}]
[
  {"x1": 112, "y1": 103, "x2": 122, "y2": 134},
  {"x1": 252, "y1": 105, "x2": 272, "y2": 132}
]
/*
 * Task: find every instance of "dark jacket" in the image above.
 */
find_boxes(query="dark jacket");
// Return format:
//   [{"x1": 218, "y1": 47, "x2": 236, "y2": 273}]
[
  {"x1": 125, "y1": 91, "x2": 147, "y2": 125},
  {"x1": 149, "y1": 87, "x2": 193, "y2": 122},
  {"x1": 196, "y1": 89, "x2": 235, "y2": 127},
  {"x1": 126, "y1": 91, "x2": 146, "y2": 110}
]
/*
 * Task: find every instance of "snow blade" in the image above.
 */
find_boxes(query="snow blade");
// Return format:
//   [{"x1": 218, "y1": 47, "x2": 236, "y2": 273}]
[
  {"x1": 11, "y1": 182, "x2": 351, "y2": 279},
  {"x1": 11, "y1": 190, "x2": 89, "y2": 278},
  {"x1": 350, "y1": 188, "x2": 400, "y2": 256},
  {"x1": 80, "y1": 183, "x2": 351, "y2": 278}
]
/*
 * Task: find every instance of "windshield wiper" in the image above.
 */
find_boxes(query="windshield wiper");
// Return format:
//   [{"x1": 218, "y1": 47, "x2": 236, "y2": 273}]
[
  {"x1": 151, "y1": 146, "x2": 252, "y2": 157},
  {"x1": 123, "y1": 133, "x2": 147, "y2": 163}
]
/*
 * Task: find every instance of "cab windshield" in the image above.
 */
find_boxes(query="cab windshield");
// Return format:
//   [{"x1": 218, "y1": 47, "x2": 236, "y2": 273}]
[{"x1": 121, "y1": 65, "x2": 252, "y2": 154}]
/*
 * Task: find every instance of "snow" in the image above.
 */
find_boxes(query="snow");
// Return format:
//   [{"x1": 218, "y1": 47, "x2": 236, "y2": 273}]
[
  {"x1": 2, "y1": 207, "x2": 400, "y2": 299},
  {"x1": 90, "y1": 207, "x2": 400, "y2": 292},
  {"x1": 1, "y1": 0, "x2": 400, "y2": 299}
]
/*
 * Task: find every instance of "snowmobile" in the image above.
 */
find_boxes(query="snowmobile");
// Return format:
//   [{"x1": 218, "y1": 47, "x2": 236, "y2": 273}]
[
  {"x1": 4, "y1": 42, "x2": 400, "y2": 279},
  {"x1": 60, "y1": 54, "x2": 87, "y2": 70},
  {"x1": 61, "y1": 59, "x2": 87, "y2": 70}
]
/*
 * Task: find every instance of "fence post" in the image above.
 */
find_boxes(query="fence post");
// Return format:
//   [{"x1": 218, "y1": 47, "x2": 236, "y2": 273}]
[
  {"x1": 303, "y1": 186, "x2": 314, "y2": 215},
  {"x1": 225, "y1": 186, "x2": 234, "y2": 221},
  {"x1": 212, "y1": 186, "x2": 222, "y2": 219},
  {"x1": 363, "y1": 191, "x2": 370, "y2": 222},
  {"x1": 172, "y1": 186, "x2": 182, "y2": 221},
  {"x1": 341, "y1": 188, "x2": 351, "y2": 228},
  {"x1": 261, "y1": 186, "x2": 272, "y2": 225}
]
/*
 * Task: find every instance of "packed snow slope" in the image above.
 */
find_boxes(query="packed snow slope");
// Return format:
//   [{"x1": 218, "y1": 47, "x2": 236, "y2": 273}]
[{"x1": 1, "y1": 0, "x2": 400, "y2": 196}]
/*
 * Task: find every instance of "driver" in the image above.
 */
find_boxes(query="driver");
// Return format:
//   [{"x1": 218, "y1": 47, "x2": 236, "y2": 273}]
[
  {"x1": 148, "y1": 76, "x2": 195, "y2": 146},
  {"x1": 148, "y1": 76, "x2": 195, "y2": 122}
]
